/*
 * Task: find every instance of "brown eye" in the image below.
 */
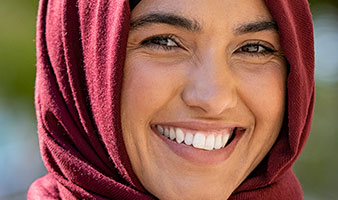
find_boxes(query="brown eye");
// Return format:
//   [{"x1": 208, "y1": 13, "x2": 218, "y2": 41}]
[
  {"x1": 236, "y1": 42, "x2": 277, "y2": 56},
  {"x1": 151, "y1": 37, "x2": 178, "y2": 47},
  {"x1": 141, "y1": 35, "x2": 180, "y2": 51},
  {"x1": 241, "y1": 44, "x2": 264, "y2": 53}
]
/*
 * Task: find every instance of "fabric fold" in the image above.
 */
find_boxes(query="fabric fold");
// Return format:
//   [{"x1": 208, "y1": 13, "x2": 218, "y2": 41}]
[{"x1": 28, "y1": 0, "x2": 314, "y2": 199}]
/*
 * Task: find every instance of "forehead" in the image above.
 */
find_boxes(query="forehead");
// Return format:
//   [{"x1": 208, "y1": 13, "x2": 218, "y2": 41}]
[{"x1": 131, "y1": 0, "x2": 274, "y2": 29}]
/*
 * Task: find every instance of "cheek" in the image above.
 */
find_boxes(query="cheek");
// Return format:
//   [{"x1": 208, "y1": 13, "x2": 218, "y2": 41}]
[
  {"x1": 121, "y1": 58, "x2": 182, "y2": 123},
  {"x1": 233, "y1": 63, "x2": 286, "y2": 173},
  {"x1": 235, "y1": 63, "x2": 286, "y2": 124}
]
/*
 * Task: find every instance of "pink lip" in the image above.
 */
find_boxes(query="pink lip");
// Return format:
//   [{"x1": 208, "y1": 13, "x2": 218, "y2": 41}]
[{"x1": 150, "y1": 122, "x2": 246, "y2": 165}]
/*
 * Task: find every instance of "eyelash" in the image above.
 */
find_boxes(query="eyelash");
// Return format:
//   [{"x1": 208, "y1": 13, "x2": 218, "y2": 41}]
[
  {"x1": 235, "y1": 42, "x2": 277, "y2": 56},
  {"x1": 141, "y1": 35, "x2": 277, "y2": 56},
  {"x1": 141, "y1": 34, "x2": 181, "y2": 51}
]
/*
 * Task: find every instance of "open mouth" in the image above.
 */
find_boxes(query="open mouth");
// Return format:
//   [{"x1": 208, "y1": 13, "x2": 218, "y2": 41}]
[
  {"x1": 152, "y1": 124, "x2": 239, "y2": 151},
  {"x1": 150, "y1": 123, "x2": 246, "y2": 164}
]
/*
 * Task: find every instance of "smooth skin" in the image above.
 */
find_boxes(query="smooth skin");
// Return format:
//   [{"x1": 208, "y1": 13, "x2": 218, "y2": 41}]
[{"x1": 121, "y1": 0, "x2": 286, "y2": 199}]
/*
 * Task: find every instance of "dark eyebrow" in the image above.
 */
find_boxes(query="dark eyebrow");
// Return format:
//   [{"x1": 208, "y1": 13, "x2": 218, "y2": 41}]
[
  {"x1": 234, "y1": 21, "x2": 278, "y2": 34},
  {"x1": 130, "y1": 13, "x2": 202, "y2": 32}
]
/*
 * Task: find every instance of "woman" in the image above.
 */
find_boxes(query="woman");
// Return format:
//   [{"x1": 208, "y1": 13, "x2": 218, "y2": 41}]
[{"x1": 28, "y1": 0, "x2": 314, "y2": 199}]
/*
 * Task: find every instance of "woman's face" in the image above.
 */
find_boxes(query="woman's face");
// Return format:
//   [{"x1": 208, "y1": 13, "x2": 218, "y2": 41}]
[{"x1": 121, "y1": 0, "x2": 286, "y2": 199}]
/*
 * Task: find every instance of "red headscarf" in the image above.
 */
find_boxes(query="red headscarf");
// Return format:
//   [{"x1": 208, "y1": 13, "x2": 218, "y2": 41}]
[{"x1": 28, "y1": 0, "x2": 314, "y2": 199}]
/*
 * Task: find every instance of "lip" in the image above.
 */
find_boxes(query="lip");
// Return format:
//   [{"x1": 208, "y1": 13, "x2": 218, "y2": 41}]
[
  {"x1": 150, "y1": 121, "x2": 246, "y2": 165},
  {"x1": 154, "y1": 121, "x2": 241, "y2": 132}
]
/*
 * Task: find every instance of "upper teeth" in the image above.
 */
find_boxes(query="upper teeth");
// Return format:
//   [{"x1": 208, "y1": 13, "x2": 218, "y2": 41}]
[{"x1": 155, "y1": 125, "x2": 233, "y2": 151}]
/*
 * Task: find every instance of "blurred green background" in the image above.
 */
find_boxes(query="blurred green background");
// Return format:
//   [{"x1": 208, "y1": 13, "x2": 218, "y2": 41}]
[{"x1": 0, "y1": 0, "x2": 337, "y2": 199}]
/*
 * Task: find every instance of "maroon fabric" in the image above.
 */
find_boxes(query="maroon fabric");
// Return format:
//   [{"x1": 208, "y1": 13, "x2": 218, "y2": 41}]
[{"x1": 28, "y1": 0, "x2": 314, "y2": 199}]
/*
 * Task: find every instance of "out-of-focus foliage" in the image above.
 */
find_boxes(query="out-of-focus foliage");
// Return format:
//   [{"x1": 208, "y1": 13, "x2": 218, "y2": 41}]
[
  {"x1": 310, "y1": 0, "x2": 338, "y2": 8},
  {"x1": 294, "y1": 82, "x2": 338, "y2": 199},
  {"x1": 0, "y1": 1, "x2": 42, "y2": 199},
  {"x1": 292, "y1": 1, "x2": 338, "y2": 200},
  {"x1": 0, "y1": 0, "x2": 38, "y2": 106}
]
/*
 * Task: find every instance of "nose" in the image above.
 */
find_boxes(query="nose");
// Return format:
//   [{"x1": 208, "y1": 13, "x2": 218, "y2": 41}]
[{"x1": 181, "y1": 55, "x2": 237, "y2": 116}]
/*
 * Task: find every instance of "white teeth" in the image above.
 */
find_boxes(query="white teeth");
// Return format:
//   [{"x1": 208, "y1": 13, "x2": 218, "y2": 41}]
[
  {"x1": 157, "y1": 125, "x2": 164, "y2": 135},
  {"x1": 156, "y1": 125, "x2": 235, "y2": 150},
  {"x1": 222, "y1": 133, "x2": 231, "y2": 148},
  {"x1": 192, "y1": 133, "x2": 206, "y2": 149},
  {"x1": 164, "y1": 128, "x2": 170, "y2": 137},
  {"x1": 214, "y1": 134, "x2": 222, "y2": 149},
  {"x1": 169, "y1": 128, "x2": 176, "y2": 140},
  {"x1": 184, "y1": 132, "x2": 193, "y2": 145},
  {"x1": 175, "y1": 128, "x2": 184, "y2": 144},
  {"x1": 204, "y1": 134, "x2": 215, "y2": 150}
]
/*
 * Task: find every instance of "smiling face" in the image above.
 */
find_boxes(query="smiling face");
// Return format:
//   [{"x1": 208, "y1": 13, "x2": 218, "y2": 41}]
[{"x1": 121, "y1": 0, "x2": 286, "y2": 199}]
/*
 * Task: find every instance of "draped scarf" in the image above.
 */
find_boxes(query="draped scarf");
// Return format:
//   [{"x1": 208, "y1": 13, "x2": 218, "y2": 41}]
[{"x1": 28, "y1": 0, "x2": 314, "y2": 199}]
